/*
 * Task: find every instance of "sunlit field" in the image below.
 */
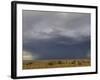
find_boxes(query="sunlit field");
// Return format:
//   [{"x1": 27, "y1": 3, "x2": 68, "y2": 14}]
[{"x1": 23, "y1": 59, "x2": 90, "y2": 69}]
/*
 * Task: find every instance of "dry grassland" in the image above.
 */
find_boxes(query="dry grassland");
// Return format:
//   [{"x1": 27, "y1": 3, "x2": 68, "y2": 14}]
[{"x1": 23, "y1": 59, "x2": 90, "y2": 69}]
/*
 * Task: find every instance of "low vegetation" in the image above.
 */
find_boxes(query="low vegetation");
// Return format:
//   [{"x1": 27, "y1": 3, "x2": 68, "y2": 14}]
[{"x1": 23, "y1": 59, "x2": 90, "y2": 69}]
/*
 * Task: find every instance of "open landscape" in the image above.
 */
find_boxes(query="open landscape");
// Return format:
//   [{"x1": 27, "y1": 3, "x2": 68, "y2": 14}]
[
  {"x1": 23, "y1": 59, "x2": 90, "y2": 69},
  {"x1": 22, "y1": 11, "x2": 91, "y2": 70}
]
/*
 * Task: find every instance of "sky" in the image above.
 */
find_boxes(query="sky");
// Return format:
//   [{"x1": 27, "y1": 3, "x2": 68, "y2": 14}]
[{"x1": 22, "y1": 10, "x2": 91, "y2": 60}]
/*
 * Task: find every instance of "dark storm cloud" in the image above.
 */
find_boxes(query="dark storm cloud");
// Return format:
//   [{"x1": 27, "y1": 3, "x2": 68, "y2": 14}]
[
  {"x1": 22, "y1": 10, "x2": 91, "y2": 60},
  {"x1": 23, "y1": 38, "x2": 90, "y2": 59}
]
